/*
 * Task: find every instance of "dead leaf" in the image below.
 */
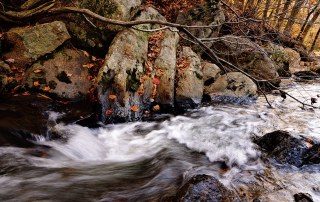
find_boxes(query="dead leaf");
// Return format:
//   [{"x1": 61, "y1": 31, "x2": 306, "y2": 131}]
[
  {"x1": 33, "y1": 81, "x2": 40, "y2": 87},
  {"x1": 131, "y1": 105, "x2": 139, "y2": 112},
  {"x1": 5, "y1": 58, "x2": 15, "y2": 64},
  {"x1": 153, "y1": 105, "x2": 160, "y2": 111},
  {"x1": 23, "y1": 91, "x2": 30, "y2": 96},
  {"x1": 106, "y1": 109, "x2": 113, "y2": 116},
  {"x1": 33, "y1": 69, "x2": 43, "y2": 73},
  {"x1": 108, "y1": 94, "x2": 117, "y2": 100},
  {"x1": 83, "y1": 63, "x2": 94, "y2": 69},
  {"x1": 153, "y1": 77, "x2": 161, "y2": 85}
]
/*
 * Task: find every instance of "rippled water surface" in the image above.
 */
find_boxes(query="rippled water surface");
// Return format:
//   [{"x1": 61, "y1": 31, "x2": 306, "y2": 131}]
[{"x1": 0, "y1": 80, "x2": 319, "y2": 201}]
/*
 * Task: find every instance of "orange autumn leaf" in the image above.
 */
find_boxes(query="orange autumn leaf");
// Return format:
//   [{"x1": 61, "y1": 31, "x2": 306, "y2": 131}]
[
  {"x1": 33, "y1": 81, "x2": 40, "y2": 87},
  {"x1": 108, "y1": 94, "x2": 117, "y2": 100},
  {"x1": 131, "y1": 105, "x2": 139, "y2": 112},
  {"x1": 23, "y1": 91, "x2": 30, "y2": 96},
  {"x1": 43, "y1": 86, "x2": 50, "y2": 91},
  {"x1": 153, "y1": 105, "x2": 160, "y2": 111},
  {"x1": 33, "y1": 69, "x2": 43, "y2": 73},
  {"x1": 153, "y1": 77, "x2": 161, "y2": 85},
  {"x1": 105, "y1": 109, "x2": 113, "y2": 116},
  {"x1": 83, "y1": 63, "x2": 94, "y2": 69}
]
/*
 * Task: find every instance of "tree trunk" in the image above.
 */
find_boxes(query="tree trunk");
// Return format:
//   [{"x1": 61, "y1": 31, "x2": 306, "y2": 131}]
[
  {"x1": 284, "y1": 0, "x2": 306, "y2": 36},
  {"x1": 297, "y1": 1, "x2": 320, "y2": 41},
  {"x1": 277, "y1": 0, "x2": 292, "y2": 31},
  {"x1": 310, "y1": 27, "x2": 320, "y2": 52},
  {"x1": 300, "y1": 8, "x2": 320, "y2": 42}
]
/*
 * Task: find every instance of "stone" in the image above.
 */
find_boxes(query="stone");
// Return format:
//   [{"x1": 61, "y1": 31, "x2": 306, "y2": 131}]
[
  {"x1": 3, "y1": 21, "x2": 70, "y2": 69},
  {"x1": 175, "y1": 174, "x2": 240, "y2": 202},
  {"x1": 202, "y1": 61, "x2": 221, "y2": 87},
  {"x1": 97, "y1": 7, "x2": 178, "y2": 122},
  {"x1": 294, "y1": 193, "x2": 314, "y2": 202},
  {"x1": 255, "y1": 130, "x2": 309, "y2": 167},
  {"x1": 59, "y1": 0, "x2": 142, "y2": 54},
  {"x1": 302, "y1": 144, "x2": 320, "y2": 165},
  {"x1": 154, "y1": 28, "x2": 179, "y2": 107},
  {"x1": 175, "y1": 47, "x2": 203, "y2": 108},
  {"x1": 23, "y1": 48, "x2": 91, "y2": 100},
  {"x1": 293, "y1": 71, "x2": 319, "y2": 80},
  {"x1": 176, "y1": 1, "x2": 225, "y2": 53},
  {"x1": 211, "y1": 35, "x2": 279, "y2": 82},
  {"x1": 204, "y1": 72, "x2": 257, "y2": 98}
]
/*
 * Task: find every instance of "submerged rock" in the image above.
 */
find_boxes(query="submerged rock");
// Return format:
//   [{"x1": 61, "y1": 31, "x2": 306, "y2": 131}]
[
  {"x1": 294, "y1": 71, "x2": 320, "y2": 80},
  {"x1": 23, "y1": 48, "x2": 91, "y2": 100},
  {"x1": 294, "y1": 193, "x2": 314, "y2": 202},
  {"x1": 204, "y1": 72, "x2": 257, "y2": 98},
  {"x1": 175, "y1": 174, "x2": 240, "y2": 202},
  {"x1": 2, "y1": 21, "x2": 70, "y2": 69},
  {"x1": 255, "y1": 130, "x2": 320, "y2": 167},
  {"x1": 175, "y1": 47, "x2": 203, "y2": 108},
  {"x1": 211, "y1": 35, "x2": 279, "y2": 82}
]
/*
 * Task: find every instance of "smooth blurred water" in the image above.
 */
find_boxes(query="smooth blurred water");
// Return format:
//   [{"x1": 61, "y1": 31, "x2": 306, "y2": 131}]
[{"x1": 0, "y1": 80, "x2": 319, "y2": 201}]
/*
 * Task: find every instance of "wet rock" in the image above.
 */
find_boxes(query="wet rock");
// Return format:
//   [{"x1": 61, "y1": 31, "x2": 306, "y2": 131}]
[
  {"x1": 175, "y1": 47, "x2": 203, "y2": 108},
  {"x1": 0, "y1": 61, "x2": 10, "y2": 95},
  {"x1": 23, "y1": 48, "x2": 91, "y2": 100},
  {"x1": 255, "y1": 130, "x2": 308, "y2": 167},
  {"x1": 97, "y1": 7, "x2": 178, "y2": 122},
  {"x1": 2, "y1": 21, "x2": 70, "y2": 69},
  {"x1": 176, "y1": 1, "x2": 225, "y2": 53},
  {"x1": 294, "y1": 193, "x2": 314, "y2": 202},
  {"x1": 202, "y1": 61, "x2": 221, "y2": 87},
  {"x1": 204, "y1": 72, "x2": 257, "y2": 98},
  {"x1": 294, "y1": 71, "x2": 319, "y2": 80},
  {"x1": 310, "y1": 62, "x2": 320, "y2": 74},
  {"x1": 176, "y1": 174, "x2": 240, "y2": 202},
  {"x1": 302, "y1": 144, "x2": 320, "y2": 165},
  {"x1": 211, "y1": 35, "x2": 279, "y2": 82}
]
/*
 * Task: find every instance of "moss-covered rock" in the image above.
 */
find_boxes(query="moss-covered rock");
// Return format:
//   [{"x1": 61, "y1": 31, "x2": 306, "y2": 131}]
[
  {"x1": 211, "y1": 35, "x2": 279, "y2": 82},
  {"x1": 97, "y1": 7, "x2": 174, "y2": 122},
  {"x1": 2, "y1": 21, "x2": 70, "y2": 69},
  {"x1": 204, "y1": 72, "x2": 257, "y2": 98},
  {"x1": 176, "y1": 0, "x2": 225, "y2": 53},
  {"x1": 23, "y1": 48, "x2": 91, "y2": 100}
]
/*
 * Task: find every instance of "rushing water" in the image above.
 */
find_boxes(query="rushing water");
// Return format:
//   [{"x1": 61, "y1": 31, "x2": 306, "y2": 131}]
[{"x1": 0, "y1": 80, "x2": 320, "y2": 201}]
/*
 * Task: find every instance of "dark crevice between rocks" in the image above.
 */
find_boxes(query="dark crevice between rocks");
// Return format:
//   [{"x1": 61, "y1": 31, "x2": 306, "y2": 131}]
[{"x1": 56, "y1": 71, "x2": 72, "y2": 84}]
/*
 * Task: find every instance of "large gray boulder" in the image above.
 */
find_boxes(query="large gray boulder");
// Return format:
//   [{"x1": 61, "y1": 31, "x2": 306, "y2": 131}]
[
  {"x1": 175, "y1": 47, "x2": 203, "y2": 107},
  {"x1": 204, "y1": 72, "x2": 257, "y2": 98},
  {"x1": 23, "y1": 48, "x2": 91, "y2": 100},
  {"x1": 61, "y1": 0, "x2": 142, "y2": 54},
  {"x1": 176, "y1": 1, "x2": 225, "y2": 53},
  {"x1": 97, "y1": 7, "x2": 179, "y2": 122},
  {"x1": 211, "y1": 35, "x2": 279, "y2": 82},
  {"x1": 3, "y1": 21, "x2": 70, "y2": 69}
]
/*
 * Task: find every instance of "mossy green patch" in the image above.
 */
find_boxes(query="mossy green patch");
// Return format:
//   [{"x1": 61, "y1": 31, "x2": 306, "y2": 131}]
[{"x1": 126, "y1": 68, "x2": 140, "y2": 92}]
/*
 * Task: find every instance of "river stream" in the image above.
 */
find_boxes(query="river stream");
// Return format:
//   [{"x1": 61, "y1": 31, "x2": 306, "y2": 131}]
[{"x1": 0, "y1": 80, "x2": 319, "y2": 201}]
